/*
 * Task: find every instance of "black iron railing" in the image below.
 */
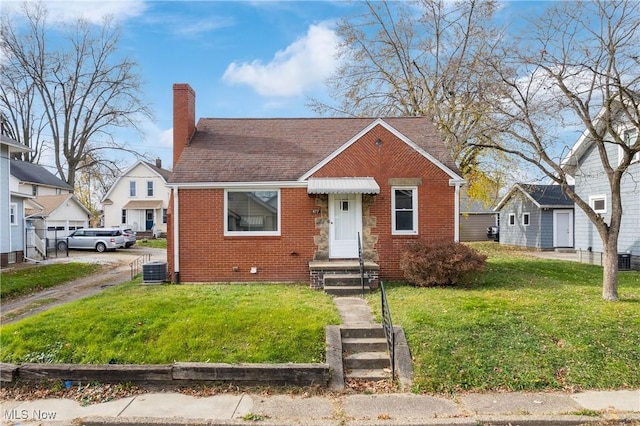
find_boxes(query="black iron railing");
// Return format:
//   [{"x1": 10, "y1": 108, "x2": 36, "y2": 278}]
[
  {"x1": 357, "y1": 231, "x2": 365, "y2": 297},
  {"x1": 130, "y1": 253, "x2": 152, "y2": 280},
  {"x1": 380, "y1": 280, "x2": 396, "y2": 381}
]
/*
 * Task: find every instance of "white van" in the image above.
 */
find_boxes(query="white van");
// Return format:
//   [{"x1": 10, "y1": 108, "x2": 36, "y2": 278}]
[{"x1": 57, "y1": 228, "x2": 125, "y2": 252}]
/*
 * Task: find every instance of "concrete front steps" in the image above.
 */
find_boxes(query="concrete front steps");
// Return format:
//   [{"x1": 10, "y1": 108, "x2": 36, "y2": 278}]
[
  {"x1": 341, "y1": 327, "x2": 391, "y2": 382},
  {"x1": 324, "y1": 274, "x2": 371, "y2": 296}
]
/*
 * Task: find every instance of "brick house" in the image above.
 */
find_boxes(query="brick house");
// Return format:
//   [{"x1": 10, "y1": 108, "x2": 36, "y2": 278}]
[{"x1": 167, "y1": 84, "x2": 464, "y2": 287}]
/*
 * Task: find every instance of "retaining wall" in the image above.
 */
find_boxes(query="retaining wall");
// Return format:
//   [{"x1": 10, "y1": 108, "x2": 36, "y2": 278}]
[{"x1": 0, "y1": 362, "x2": 330, "y2": 387}]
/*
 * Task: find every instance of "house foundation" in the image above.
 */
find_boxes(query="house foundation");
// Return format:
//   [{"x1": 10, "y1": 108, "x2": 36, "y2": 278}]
[{"x1": 309, "y1": 260, "x2": 380, "y2": 290}]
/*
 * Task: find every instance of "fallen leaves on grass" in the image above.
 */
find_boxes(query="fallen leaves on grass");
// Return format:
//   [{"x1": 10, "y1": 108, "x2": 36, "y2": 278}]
[{"x1": 0, "y1": 381, "x2": 145, "y2": 405}]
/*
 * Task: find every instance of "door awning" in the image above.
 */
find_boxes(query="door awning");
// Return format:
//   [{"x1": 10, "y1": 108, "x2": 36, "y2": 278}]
[
  {"x1": 122, "y1": 200, "x2": 163, "y2": 209},
  {"x1": 307, "y1": 177, "x2": 380, "y2": 194}
]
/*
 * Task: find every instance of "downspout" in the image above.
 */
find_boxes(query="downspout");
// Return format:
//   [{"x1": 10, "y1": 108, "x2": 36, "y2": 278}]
[
  {"x1": 449, "y1": 179, "x2": 465, "y2": 243},
  {"x1": 172, "y1": 186, "x2": 180, "y2": 283}
]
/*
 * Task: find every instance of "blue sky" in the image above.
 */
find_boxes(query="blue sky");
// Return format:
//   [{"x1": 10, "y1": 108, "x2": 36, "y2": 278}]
[{"x1": 4, "y1": 0, "x2": 551, "y2": 171}]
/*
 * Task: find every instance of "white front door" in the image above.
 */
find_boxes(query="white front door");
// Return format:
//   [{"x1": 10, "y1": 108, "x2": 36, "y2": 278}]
[
  {"x1": 553, "y1": 210, "x2": 573, "y2": 247},
  {"x1": 329, "y1": 193, "x2": 362, "y2": 258}
]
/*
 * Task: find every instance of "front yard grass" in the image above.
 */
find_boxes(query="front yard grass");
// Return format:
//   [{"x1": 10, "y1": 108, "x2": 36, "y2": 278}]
[
  {"x1": 2, "y1": 243, "x2": 638, "y2": 394},
  {"x1": 369, "y1": 243, "x2": 640, "y2": 393},
  {"x1": 0, "y1": 282, "x2": 341, "y2": 364},
  {"x1": 135, "y1": 238, "x2": 167, "y2": 249},
  {"x1": 0, "y1": 263, "x2": 102, "y2": 300}
]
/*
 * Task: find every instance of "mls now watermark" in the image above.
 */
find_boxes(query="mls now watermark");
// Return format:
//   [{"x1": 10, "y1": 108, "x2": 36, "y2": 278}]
[{"x1": 4, "y1": 408, "x2": 58, "y2": 421}]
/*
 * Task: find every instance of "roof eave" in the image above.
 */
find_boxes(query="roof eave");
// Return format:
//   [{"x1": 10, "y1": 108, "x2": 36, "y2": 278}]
[{"x1": 168, "y1": 180, "x2": 308, "y2": 189}]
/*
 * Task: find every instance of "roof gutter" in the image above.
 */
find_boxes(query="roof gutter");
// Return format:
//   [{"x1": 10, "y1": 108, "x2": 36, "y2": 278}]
[{"x1": 168, "y1": 181, "x2": 308, "y2": 189}]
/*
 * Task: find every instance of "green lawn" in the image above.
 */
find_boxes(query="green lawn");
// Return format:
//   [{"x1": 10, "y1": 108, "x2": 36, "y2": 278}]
[
  {"x1": 0, "y1": 262, "x2": 102, "y2": 300},
  {"x1": 2, "y1": 244, "x2": 639, "y2": 394},
  {"x1": 0, "y1": 282, "x2": 341, "y2": 364},
  {"x1": 368, "y1": 243, "x2": 640, "y2": 393},
  {"x1": 135, "y1": 238, "x2": 167, "y2": 249}
]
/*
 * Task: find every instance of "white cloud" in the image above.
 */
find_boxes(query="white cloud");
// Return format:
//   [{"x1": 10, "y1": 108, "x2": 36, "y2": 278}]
[
  {"x1": 172, "y1": 17, "x2": 234, "y2": 38},
  {"x1": 5, "y1": 0, "x2": 148, "y2": 24},
  {"x1": 222, "y1": 23, "x2": 341, "y2": 97}
]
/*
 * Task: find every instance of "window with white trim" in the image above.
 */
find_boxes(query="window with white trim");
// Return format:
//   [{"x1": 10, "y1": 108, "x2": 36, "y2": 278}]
[
  {"x1": 10, "y1": 203, "x2": 18, "y2": 225},
  {"x1": 508, "y1": 213, "x2": 516, "y2": 226},
  {"x1": 392, "y1": 186, "x2": 418, "y2": 234},
  {"x1": 618, "y1": 129, "x2": 639, "y2": 165},
  {"x1": 625, "y1": 130, "x2": 639, "y2": 163},
  {"x1": 522, "y1": 212, "x2": 530, "y2": 226},
  {"x1": 121, "y1": 209, "x2": 127, "y2": 224},
  {"x1": 147, "y1": 181, "x2": 154, "y2": 197},
  {"x1": 225, "y1": 189, "x2": 279, "y2": 235},
  {"x1": 590, "y1": 195, "x2": 607, "y2": 214},
  {"x1": 129, "y1": 181, "x2": 136, "y2": 197}
]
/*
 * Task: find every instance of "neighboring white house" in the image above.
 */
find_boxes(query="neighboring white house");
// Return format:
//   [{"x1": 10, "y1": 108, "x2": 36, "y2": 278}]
[
  {"x1": 562, "y1": 106, "x2": 640, "y2": 270},
  {"x1": 101, "y1": 159, "x2": 171, "y2": 236},
  {"x1": 10, "y1": 159, "x2": 90, "y2": 259},
  {"x1": 10, "y1": 158, "x2": 73, "y2": 196},
  {"x1": 1, "y1": 135, "x2": 32, "y2": 267},
  {"x1": 25, "y1": 194, "x2": 92, "y2": 258}
]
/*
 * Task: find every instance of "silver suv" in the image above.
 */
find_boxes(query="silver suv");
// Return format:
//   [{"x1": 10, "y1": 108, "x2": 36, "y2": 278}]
[{"x1": 57, "y1": 228, "x2": 125, "y2": 252}]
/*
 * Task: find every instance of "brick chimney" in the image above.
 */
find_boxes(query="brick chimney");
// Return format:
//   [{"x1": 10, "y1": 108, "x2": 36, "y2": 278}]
[{"x1": 173, "y1": 83, "x2": 196, "y2": 167}]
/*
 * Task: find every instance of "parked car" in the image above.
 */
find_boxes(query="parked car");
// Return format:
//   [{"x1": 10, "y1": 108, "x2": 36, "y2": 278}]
[
  {"x1": 121, "y1": 228, "x2": 137, "y2": 248},
  {"x1": 57, "y1": 228, "x2": 125, "y2": 252},
  {"x1": 486, "y1": 225, "x2": 500, "y2": 241}
]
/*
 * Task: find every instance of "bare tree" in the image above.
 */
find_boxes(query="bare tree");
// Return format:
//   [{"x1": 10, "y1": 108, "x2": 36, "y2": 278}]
[
  {"x1": 478, "y1": 0, "x2": 640, "y2": 301},
  {"x1": 0, "y1": 2, "x2": 152, "y2": 188},
  {"x1": 75, "y1": 152, "x2": 122, "y2": 222},
  {"x1": 309, "y1": 0, "x2": 509, "y2": 202},
  {"x1": 0, "y1": 70, "x2": 48, "y2": 163}
]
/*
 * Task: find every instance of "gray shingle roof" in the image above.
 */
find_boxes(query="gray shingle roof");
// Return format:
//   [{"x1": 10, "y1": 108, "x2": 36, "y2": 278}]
[
  {"x1": 144, "y1": 161, "x2": 172, "y2": 181},
  {"x1": 10, "y1": 160, "x2": 72, "y2": 190},
  {"x1": 518, "y1": 184, "x2": 574, "y2": 207},
  {"x1": 169, "y1": 117, "x2": 458, "y2": 183}
]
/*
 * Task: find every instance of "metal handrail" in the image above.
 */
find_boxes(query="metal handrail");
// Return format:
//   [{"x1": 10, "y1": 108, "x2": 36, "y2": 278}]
[
  {"x1": 130, "y1": 253, "x2": 151, "y2": 280},
  {"x1": 380, "y1": 280, "x2": 396, "y2": 381},
  {"x1": 357, "y1": 231, "x2": 365, "y2": 297}
]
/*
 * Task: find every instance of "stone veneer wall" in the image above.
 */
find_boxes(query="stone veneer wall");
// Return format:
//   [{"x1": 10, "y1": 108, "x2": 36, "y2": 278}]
[
  {"x1": 312, "y1": 194, "x2": 379, "y2": 261},
  {"x1": 313, "y1": 195, "x2": 329, "y2": 260}
]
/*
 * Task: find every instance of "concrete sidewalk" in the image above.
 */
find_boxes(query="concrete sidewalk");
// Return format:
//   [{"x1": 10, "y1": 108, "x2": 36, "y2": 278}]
[
  {"x1": 3, "y1": 286, "x2": 639, "y2": 425},
  {"x1": 2, "y1": 389, "x2": 639, "y2": 425}
]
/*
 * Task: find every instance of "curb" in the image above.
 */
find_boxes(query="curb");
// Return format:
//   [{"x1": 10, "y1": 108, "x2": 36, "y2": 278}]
[{"x1": 78, "y1": 414, "x2": 640, "y2": 426}]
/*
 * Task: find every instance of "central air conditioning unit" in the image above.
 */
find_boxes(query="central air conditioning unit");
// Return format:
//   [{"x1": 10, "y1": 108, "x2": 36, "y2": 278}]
[{"x1": 142, "y1": 261, "x2": 167, "y2": 283}]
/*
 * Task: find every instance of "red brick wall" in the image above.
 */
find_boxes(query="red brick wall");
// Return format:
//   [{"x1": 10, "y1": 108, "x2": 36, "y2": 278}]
[
  {"x1": 169, "y1": 187, "x2": 318, "y2": 283},
  {"x1": 168, "y1": 123, "x2": 456, "y2": 283},
  {"x1": 312, "y1": 124, "x2": 456, "y2": 280}
]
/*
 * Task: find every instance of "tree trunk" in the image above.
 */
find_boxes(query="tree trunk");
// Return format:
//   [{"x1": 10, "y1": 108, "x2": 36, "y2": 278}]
[{"x1": 601, "y1": 238, "x2": 619, "y2": 301}]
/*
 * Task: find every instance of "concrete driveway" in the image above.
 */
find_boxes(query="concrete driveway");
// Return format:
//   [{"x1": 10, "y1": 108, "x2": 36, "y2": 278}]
[{"x1": 1, "y1": 246, "x2": 166, "y2": 325}]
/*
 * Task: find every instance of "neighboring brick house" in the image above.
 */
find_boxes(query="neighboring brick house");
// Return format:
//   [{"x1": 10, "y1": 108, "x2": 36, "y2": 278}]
[
  {"x1": 167, "y1": 83, "x2": 464, "y2": 286},
  {"x1": 495, "y1": 184, "x2": 574, "y2": 250}
]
